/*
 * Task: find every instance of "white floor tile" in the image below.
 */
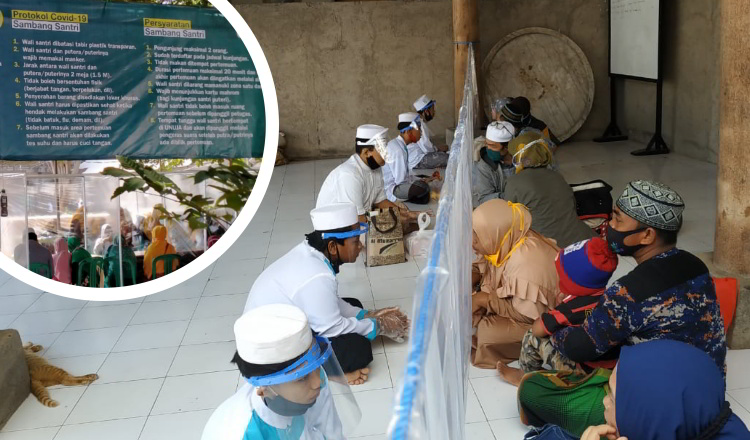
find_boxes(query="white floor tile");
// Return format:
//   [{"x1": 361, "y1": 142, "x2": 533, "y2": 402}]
[
  {"x1": 151, "y1": 371, "x2": 239, "y2": 415},
  {"x1": 1, "y1": 388, "x2": 84, "y2": 431},
  {"x1": 489, "y1": 418, "x2": 530, "y2": 438},
  {"x1": 370, "y1": 277, "x2": 417, "y2": 301},
  {"x1": 192, "y1": 294, "x2": 247, "y2": 319},
  {"x1": 143, "y1": 282, "x2": 204, "y2": 302},
  {"x1": 727, "y1": 349, "x2": 750, "y2": 391},
  {"x1": 168, "y1": 341, "x2": 237, "y2": 377},
  {"x1": 339, "y1": 280, "x2": 375, "y2": 304},
  {"x1": 96, "y1": 347, "x2": 178, "y2": 384},
  {"x1": 727, "y1": 393, "x2": 750, "y2": 427},
  {"x1": 202, "y1": 275, "x2": 256, "y2": 297},
  {"x1": 466, "y1": 382, "x2": 488, "y2": 424},
  {"x1": 0, "y1": 427, "x2": 58, "y2": 440},
  {"x1": 345, "y1": 353, "x2": 391, "y2": 393},
  {"x1": 138, "y1": 410, "x2": 214, "y2": 440},
  {"x1": 469, "y1": 364, "x2": 501, "y2": 379},
  {"x1": 182, "y1": 315, "x2": 239, "y2": 345},
  {"x1": 465, "y1": 422, "x2": 496, "y2": 440},
  {"x1": 210, "y1": 257, "x2": 265, "y2": 280},
  {"x1": 367, "y1": 261, "x2": 420, "y2": 281},
  {"x1": 83, "y1": 298, "x2": 144, "y2": 308},
  {"x1": 24, "y1": 294, "x2": 85, "y2": 313},
  {"x1": 129, "y1": 299, "x2": 200, "y2": 325},
  {"x1": 336, "y1": 389, "x2": 394, "y2": 438},
  {"x1": 385, "y1": 350, "x2": 407, "y2": 388},
  {"x1": 470, "y1": 376, "x2": 519, "y2": 421},
  {"x1": 0, "y1": 314, "x2": 19, "y2": 328},
  {"x1": 18, "y1": 333, "x2": 61, "y2": 356},
  {"x1": 64, "y1": 304, "x2": 139, "y2": 331},
  {"x1": 0, "y1": 278, "x2": 42, "y2": 296},
  {"x1": 728, "y1": 388, "x2": 750, "y2": 413},
  {"x1": 65, "y1": 379, "x2": 163, "y2": 424},
  {"x1": 53, "y1": 417, "x2": 146, "y2": 440},
  {"x1": 44, "y1": 327, "x2": 124, "y2": 359},
  {"x1": 0, "y1": 294, "x2": 41, "y2": 315},
  {"x1": 10, "y1": 310, "x2": 80, "y2": 336},
  {"x1": 112, "y1": 321, "x2": 189, "y2": 352}
]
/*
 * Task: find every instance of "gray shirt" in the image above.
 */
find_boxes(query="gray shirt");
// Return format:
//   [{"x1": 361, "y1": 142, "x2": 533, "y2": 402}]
[
  {"x1": 472, "y1": 147, "x2": 515, "y2": 209},
  {"x1": 505, "y1": 167, "x2": 595, "y2": 248},
  {"x1": 14, "y1": 239, "x2": 53, "y2": 269}
]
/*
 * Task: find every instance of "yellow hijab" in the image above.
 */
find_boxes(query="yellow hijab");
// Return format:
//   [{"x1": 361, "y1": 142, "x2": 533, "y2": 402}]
[{"x1": 508, "y1": 132, "x2": 553, "y2": 174}]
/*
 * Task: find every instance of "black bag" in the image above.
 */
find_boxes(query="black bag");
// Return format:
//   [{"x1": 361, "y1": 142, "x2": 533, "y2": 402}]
[{"x1": 570, "y1": 180, "x2": 613, "y2": 218}]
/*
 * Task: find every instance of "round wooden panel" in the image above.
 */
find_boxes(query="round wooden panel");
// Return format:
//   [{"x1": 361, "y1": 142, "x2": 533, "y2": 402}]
[{"x1": 482, "y1": 27, "x2": 595, "y2": 142}]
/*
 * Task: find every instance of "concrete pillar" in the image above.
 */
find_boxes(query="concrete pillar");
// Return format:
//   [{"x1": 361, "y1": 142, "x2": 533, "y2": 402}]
[{"x1": 715, "y1": 0, "x2": 750, "y2": 275}]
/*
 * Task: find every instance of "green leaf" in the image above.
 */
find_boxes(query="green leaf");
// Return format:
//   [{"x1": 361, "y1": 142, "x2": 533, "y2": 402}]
[
  {"x1": 122, "y1": 177, "x2": 147, "y2": 192},
  {"x1": 194, "y1": 170, "x2": 211, "y2": 184},
  {"x1": 188, "y1": 217, "x2": 208, "y2": 230},
  {"x1": 100, "y1": 167, "x2": 134, "y2": 178},
  {"x1": 111, "y1": 186, "x2": 128, "y2": 200}
]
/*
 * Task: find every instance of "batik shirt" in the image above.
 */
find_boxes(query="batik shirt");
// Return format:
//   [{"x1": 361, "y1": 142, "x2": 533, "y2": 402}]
[{"x1": 551, "y1": 248, "x2": 727, "y2": 377}]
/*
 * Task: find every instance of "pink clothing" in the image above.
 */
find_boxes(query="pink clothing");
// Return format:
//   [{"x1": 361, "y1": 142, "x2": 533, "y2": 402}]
[{"x1": 52, "y1": 237, "x2": 72, "y2": 284}]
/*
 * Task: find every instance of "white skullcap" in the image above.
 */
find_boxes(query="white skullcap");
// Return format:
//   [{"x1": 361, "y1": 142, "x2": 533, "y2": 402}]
[
  {"x1": 413, "y1": 95, "x2": 434, "y2": 112},
  {"x1": 356, "y1": 124, "x2": 386, "y2": 141},
  {"x1": 27, "y1": 227, "x2": 36, "y2": 234},
  {"x1": 486, "y1": 121, "x2": 515, "y2": 143},
  {"x1": 399, "y1": 112, "x2": 419, "y2": 124},
  {"x1": 234, "y1": 304, "x2": 312, "y2": 364},
  {"x1": 310, "y1": 203, "x2": 359, "y2": 231}
]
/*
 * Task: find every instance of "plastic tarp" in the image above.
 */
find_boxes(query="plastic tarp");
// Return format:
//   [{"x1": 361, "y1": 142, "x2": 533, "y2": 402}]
[{"x1": 388, "y1": 48, "x2": 476, "y2": 440}]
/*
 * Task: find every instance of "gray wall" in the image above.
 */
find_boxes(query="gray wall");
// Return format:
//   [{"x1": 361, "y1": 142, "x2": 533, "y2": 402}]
[
  {"x1": 237, "y1": 0, "x2": 614, "y2": 160},
  {"x1": 618, "y1": 0, "x2": 721, "y2": 163},
  {"x1": 236, "y1": 1, "x2": 454, "y2": 160}
]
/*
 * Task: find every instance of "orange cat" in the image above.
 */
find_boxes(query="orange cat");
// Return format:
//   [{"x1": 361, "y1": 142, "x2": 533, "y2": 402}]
[{"x1": 23, "y1": 342, "x2": 99, "y2": 407}]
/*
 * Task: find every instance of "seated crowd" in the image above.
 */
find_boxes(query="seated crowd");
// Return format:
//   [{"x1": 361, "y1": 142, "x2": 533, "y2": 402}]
[{"x1": 202, "y1": 94, "x2": 750, "y2": 439}]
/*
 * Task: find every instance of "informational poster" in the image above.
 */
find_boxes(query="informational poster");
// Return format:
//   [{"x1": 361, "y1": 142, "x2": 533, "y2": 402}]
[{"x1": 0, "y1": 0, "x2": 266, "y2": 160}]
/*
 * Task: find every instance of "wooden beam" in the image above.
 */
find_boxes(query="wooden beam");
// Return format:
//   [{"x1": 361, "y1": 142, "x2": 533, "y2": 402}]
[{"x1": 452, "y1": 0, "x2": 479, "y2": 124}]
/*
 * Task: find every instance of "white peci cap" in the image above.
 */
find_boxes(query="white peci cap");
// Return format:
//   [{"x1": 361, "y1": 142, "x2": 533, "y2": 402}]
[
  {"x1": 234, "y1": 304, "x2": 312, "y2": 364},
  {"x1": 486, "y1": 121, "x2": 515, "y2": 143},
  {"x1": 413, "y1": 95, "x2": 434, "y2": 112},
  {"x1": 310, "y1": 203, "x2": 359, "y2": 231},
  {"x1": 356, "y1": 124, "x2": 389, "y2": 161},
  {"x1": 399, "y1": 112, "x2": 419, "y2": 124}
]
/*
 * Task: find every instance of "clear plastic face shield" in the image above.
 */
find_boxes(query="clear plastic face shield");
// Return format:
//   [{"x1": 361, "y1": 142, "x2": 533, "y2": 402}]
[
  {"x1": 358, "y1": 127, "x2": 390, "y2": 164},
  {"x1": 248, "y1": 336, "x2": 362, "y2": 439},
  {"x1": 511, "y1": 138, "x2": 556, "y2": 173}
]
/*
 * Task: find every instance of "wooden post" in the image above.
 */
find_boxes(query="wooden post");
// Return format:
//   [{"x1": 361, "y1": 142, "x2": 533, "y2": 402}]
[{"x1": 452, "y1": 0, "x2": 479, "y2": 124}]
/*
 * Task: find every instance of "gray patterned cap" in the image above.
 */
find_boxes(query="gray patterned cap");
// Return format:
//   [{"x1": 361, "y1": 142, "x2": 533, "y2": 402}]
[{"x1": 616, "y1": 180, "x2": 685, "y2": 231}]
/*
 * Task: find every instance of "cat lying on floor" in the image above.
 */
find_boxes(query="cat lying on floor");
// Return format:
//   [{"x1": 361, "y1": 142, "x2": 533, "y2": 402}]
[{"x1": 23, "y1": 342, "x2": 99, "y2": 407}]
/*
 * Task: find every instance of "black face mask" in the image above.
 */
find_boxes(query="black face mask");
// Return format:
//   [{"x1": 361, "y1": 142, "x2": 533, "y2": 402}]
[
  {"x1": 366, "y1": 156, "x2": 381, "y2": 170},
  {"x1": 606, "y1": 225, "x2": 647, "y2": 256},
  {"x1": 423, "y1": 112, "x2": 434, "y2": 122},
  {"x1": 264, "y1": 394, "x2": 316, "y2": 417}
]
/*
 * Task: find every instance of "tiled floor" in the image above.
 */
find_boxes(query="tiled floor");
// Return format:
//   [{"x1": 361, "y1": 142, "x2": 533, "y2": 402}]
[{"x1": 0, "y1": 140, "x2": 746, "y2": 440}]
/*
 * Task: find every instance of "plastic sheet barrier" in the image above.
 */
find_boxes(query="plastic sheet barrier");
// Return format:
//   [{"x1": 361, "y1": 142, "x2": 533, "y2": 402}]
[{"x1": 388, "y1": 48, "x2": 476, "y2": 440}]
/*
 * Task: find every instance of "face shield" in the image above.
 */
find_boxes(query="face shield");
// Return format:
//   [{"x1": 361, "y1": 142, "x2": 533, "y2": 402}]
[
  {"x1": 247, "y1": 336, "x2": 362, "y2": 439},
  {"x1": 511, "y1": 138, "x2": 555, "y2": 174},
  {"x1": 358, "y1": 127, "x2": 390, "y2": 163}
]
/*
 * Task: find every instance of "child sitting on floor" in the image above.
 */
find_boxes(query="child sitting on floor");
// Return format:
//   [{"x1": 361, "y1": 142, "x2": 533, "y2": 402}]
[{"x1": 498, "y1": 237, "x2": 619, "y2": 385}]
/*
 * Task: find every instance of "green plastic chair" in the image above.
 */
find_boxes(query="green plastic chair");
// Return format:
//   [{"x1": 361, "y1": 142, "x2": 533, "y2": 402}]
[
  {"x1": 152, "y1": 254, "x2": 180, "y2": 279},
  {"x1": 106, "y1": 257, "x2": 137, "y2": 287},
  {"x1": 77, "y1": 257, "x2": 107, "y2": 288},
  {"x1": 30, "y1": 263, "x2": 51, "y2": 278}
]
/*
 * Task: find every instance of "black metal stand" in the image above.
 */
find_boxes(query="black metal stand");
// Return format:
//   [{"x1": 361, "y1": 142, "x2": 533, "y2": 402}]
[
  {"x1": 594, "y1": 77, "x2": 628, "y2": 143},
  {"x1": 631, "y1": 79, "x2": 669, "y2": 156}
]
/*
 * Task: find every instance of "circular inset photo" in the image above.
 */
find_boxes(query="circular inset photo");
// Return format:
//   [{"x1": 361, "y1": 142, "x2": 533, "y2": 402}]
[{"x1": 0, "y1": 0, "x2": 278, "y2": 300}]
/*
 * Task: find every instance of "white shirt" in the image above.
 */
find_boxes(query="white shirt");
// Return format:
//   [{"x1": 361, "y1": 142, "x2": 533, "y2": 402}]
[
  {"x1": 201, "y1": 383, "x2": 344, "y2": 440},
  {"x1": 316, "y1": 154, "x2": 386, "y2": 216},
  {"x1": 382, "y1": 136, "x2": 417, "y2": 202},
  {"x1": 407, "y1": 121, "x2": 436, "y2": 169},
  {"x1": 244, "y1": 242, "x2": 374, "y2": 338}
]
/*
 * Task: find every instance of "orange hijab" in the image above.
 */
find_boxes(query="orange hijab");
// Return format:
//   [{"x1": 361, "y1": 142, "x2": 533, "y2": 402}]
[{"x1": 144, "y1": 225, "x2": 176, "y2": 279}]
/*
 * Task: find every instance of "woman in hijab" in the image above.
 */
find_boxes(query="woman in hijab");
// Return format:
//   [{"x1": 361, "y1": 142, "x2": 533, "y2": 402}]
[
  {"x1": 93, "y1": 224, "x2": 113, "y2": 256},
  {"x1": 105, "y1": 235, "x2": 138, "y2": 287},
  {"x1": 68, "y1": 236, "x2": 91, "y2": 286},
  {"x1": 504, "y1": 132, "x2": 595, "y2": 249},
  {"x1": 52, "y1": 237, "x2": 72, "y2": 284},
  {"x1": 471, "y1": 199, "x2": 561, "y2": 369},
  {"x1": 578, "y1": 339, "x2": 750, "y2": 440},
  {"x1": 143, "y1": 225, "x2": 178, "y2": 280}
]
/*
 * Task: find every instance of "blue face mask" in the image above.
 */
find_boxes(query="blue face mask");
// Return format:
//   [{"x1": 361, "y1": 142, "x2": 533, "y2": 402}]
[{"x1": 485, "y1": 148, "x2": 505, "y2": 163}]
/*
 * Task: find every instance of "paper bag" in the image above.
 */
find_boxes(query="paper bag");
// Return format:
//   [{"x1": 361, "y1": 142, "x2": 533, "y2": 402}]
[{"x1": 367, "y1": 208, "x2": 406, "y2": 267}]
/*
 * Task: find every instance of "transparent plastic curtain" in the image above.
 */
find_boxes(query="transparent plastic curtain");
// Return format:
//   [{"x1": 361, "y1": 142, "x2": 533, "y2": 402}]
[
  {"x1": 388, "y1": 47, "x2": 476, "y2": 440},
  {"x1": 0, "y1": 173, "x2": 29, "y2": 268}
]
